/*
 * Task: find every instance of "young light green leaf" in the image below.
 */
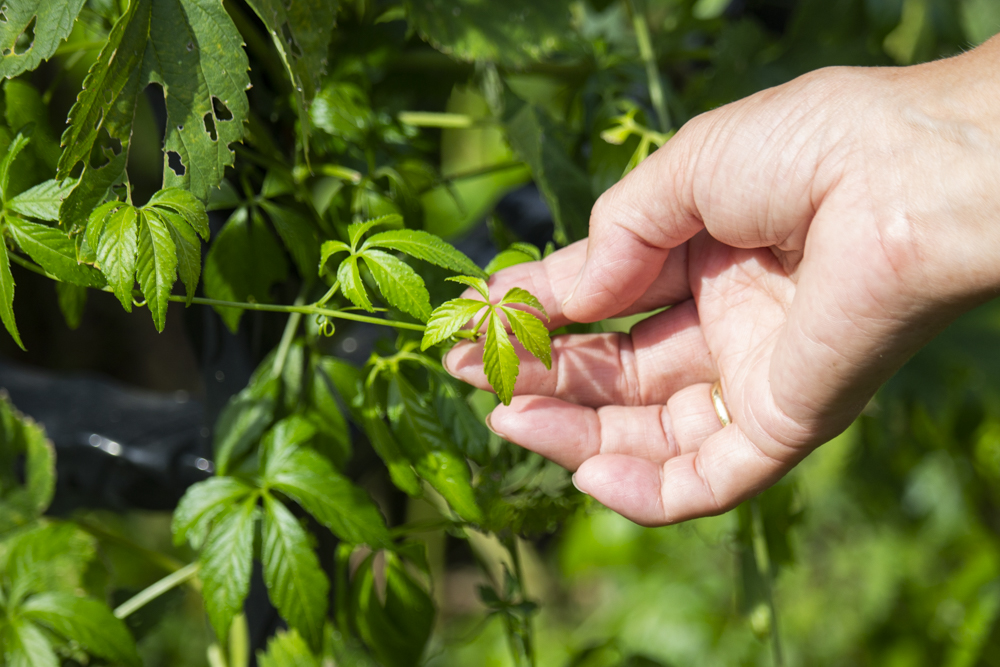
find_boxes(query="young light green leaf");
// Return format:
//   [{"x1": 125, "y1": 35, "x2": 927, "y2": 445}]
[
  {"x1": 421, "y1": 298, "x2": 488, "y2": 350},
  {"x1": 257, "y1": 628, "x2": 319, "y2": 667},
  {"x1": 6, "y1": 217, "x2": 105, "y2": 288},
  {"x1": 172, "y1": 476, "x2": 256, "y2": 549},
  {"x1": 337, "y1": 255, "x2": 374, "y2": 312},
  {"x1": 261, "y1": 494, "x2": 329, "y2": 651},
  {"x1": 0, "y1": 0, "x2": 88, "y2": 79},
  {"x1": 260, "y1": 201, "x2": 319, "y2": 279},
  {"x1": 85, "y1": 201, "x2": 123, "y2": 254},
  {"x1": 501, "y1": 306, "x2": 551, "y2": 369},
  {"x1": 484, "y1": 245, "x2": 538, "y2": 275},
  {"x1": 0, "y1": 238, "x2": 24, "y2": 350},
  {"x1": 152, "y1": 209, "x2": 202, "y2": 305},
  {"x1": 5, "y1": 179, "x2": 75, "y2": 221},
  {"x1": 364, "y1": 229, "x2": 487, "y2": 278},
  {"x1": 145, "y1": 0, "x2": 250, "y2": 200},
  {"x1": 347, "y1": 214, "x2": 403, "y2": 249},
  {"x1": 268, "y1": 446, "x2": 391, "y2": 548},
  {"x1": 3, "y1": 618, "x2": 58, "y2": 667},
  {"x1": 146, "y1": 188, "x2": 210, "y2": 240},
  {"x1": 484, "y1": 309, "x2": 519, "y2": 405},
  {"x1": 500, "y1": 287, "x2": 548, "y2": 318},
  {"x1": 21, "y1": 593, "x2": 141, "y2": 667},
  {"x1": 0, "y1": 131, "x2": 31, "y2": 203},
  {"x1": 361, "y1": 249, "x2": 432, "y2": 321},
  {"x1": 200, "y1": 498, "x2": 258, "y2": 642},
  {"x1": 446, "y1": 275, "x2": 490, "y2": 300},
  {"x1": 318, "y1": 240, "x2": 351, "y2": 275},
  {"x1": 1, "y1": 523, "x2": 96, "y2": 596},
  {"x1": 57, "y1": 0, "x2": 151, "y2": 229},
  {"x1": 96, "y1": 205, "x2": 139, "y2": 311},
  {"x1": 136, "y1": 211, "x2": 178, "y2": 332}
]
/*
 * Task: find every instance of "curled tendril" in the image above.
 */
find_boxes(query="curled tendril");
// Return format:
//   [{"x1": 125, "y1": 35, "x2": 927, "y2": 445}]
[
  {"x1": 132, "y1": 297, "x2": 147, "y2": 307},
  {"x1": 316, "y1": 315, "x2": 336, "y2": 337}
]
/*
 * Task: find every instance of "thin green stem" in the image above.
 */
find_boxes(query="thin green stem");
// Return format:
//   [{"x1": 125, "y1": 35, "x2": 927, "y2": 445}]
[
  {"x1": 113, "y1": 562, "x2": 201, "y2": 619},
  {"x1": 398, "y1": 111, "x2": 495, "y2": 129},
  {"x1": 625, "y1": 0, "x2": 671, "y2": 133},
  {"x1": 314, "y1": 280, "x2": 341, "y2": 308},
  {"x1": 750, "y1": 498, "x2": 785, "y2": 667},
  {"x1": 272, "y1": 292, "x2": 306, "y2": 376},
  {"x1": 419, "y1": 161, "x2": 527, "y2": 195},
  {"x1": 76, "y1": 518, "x2": 188, "y2": 574}
]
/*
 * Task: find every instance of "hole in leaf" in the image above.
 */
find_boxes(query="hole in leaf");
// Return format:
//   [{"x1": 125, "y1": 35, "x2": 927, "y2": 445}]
[
  {"x1": 203, "y1": 112, "x2": 217, "y2": 141},
  {"x1": 89, "y1": 126, "x2": 121, "y2": 169},
  {"x1": 186, "y1": 41, "x2": 194, "y2": 52},
  {"x1": 0, "y1": 5, "x2": 8, "y2": 23},
  {"x1": 177, "y1": 125, "x2": 184, "y2": 131},
  {"x1": 212, "y1": 97, "x2": 233, "y2": 121},
  {"x1": 167, "y1": 151, "x2": 186, "y2": 176},
  {"x1": 13, "y1": 15, "x2": 36, "y2": 55}
]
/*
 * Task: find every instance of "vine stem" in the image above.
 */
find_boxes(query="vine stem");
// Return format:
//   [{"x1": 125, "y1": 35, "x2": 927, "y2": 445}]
[
  {"x1": 113, "y1": 562, "x2": 201, "y2": 619},
  {"x1": 625, "y1": 0, "x2": 671, "y2": 133},
  {"x1": 750, "y1": 498, "x2": 785, "y2": 667},
  {"x1": 272, "y1": 291, "x2": 306, "y2": 376}
]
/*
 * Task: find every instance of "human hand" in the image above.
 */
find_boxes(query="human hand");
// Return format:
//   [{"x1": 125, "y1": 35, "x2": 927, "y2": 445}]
[{"x1": 445, "y1": 36, "x2": 1000, "y2": 526}]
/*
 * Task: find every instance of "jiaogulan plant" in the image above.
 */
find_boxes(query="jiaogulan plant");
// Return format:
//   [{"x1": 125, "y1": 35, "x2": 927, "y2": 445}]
[{"x1": 1, "y1": 0, "x2": 1000, "y2": 665}]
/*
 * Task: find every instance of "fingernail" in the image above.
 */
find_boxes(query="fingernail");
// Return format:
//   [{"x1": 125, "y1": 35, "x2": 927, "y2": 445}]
[
  {"x1": 571, "y1": 473, "x2": 588, "y2": 495},
  {"x1": 442, "y1": 349, "x2": 459, "y2": 378},
  {"x1": 561, "y1": 265, "x2": 586, "y2": 310},
  {"x1": 485, "y1": 412, "x2": 499, "y2": 436}
]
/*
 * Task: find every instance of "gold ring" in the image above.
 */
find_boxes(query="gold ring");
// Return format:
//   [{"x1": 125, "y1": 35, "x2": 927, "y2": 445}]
[{"x1": 710, "y1": 380, "x2": 731, "y2": 427}]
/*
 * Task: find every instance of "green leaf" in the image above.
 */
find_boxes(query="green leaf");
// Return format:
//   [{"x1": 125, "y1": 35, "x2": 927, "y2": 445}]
[
  {"x1": 319, "y1": 240, "x2": 351, "y2": 275},
  {"x1": 55, "y1": 282, "x2": 87, "y2": 330},
  {"x1": 84, "y1": 201, "x2": 123, "y2": 254},
  {"x1": 261, "y1": 494, "x2": 329, "y2": 651},
  {"x1": 3, "y1": 80, "x2": 60, "y2": 175},
  {"x1": 421, "y1": 298, "x2": 487, "y2": 350},
  {"x1": 500, "y1": 90, "x2": 594, "y2": 244},
  {"x1": 348, "y1": 214, "x2": 402, "y2": 249},
  {"x1": 304, "y1": 359, "x2": 351, "y2": 468},
  {"x1": 499, "y1": 286, "x2": 547, "y2": 317},
  {"x1": 365, "y1": 229, "x2": 486, "y2": 278},
  {"x1": 2, "y1": 618, "x2": 57, "y2": 667},
  {"x1": 6, "y1": 217, "x2": 105, "y2": 288},
  {"x1": 0, "y1": 239, "x2": 24, "y2": 350},
  {"x1": 144, "y1": 0, "x2": 250, "y2": 199},
  {"x1": 152, "y1": 209, "x2": 202, "y2": 305},
  {"x1": 57, "y1": 0, "x2": 151, "y2": 229},
  {"x1": 204, "y1": 208, "x2": 290, "y2": 332},
  {"x1": 0, "y1": 131, "x2": 31, "y2": 203},
  {"x1": 361, "y1": 385, "x2": 422, "y2": 496},
  {"x1": 136, "y1": 211, "x2": 178, "y2": 331},
  {"x1": 172, "y1": 476, "x2": 256, "y2": 549},
  {"x1": 484, "y1": 247, "x2": 538, "y2": 275},
  {"x1": 5, "y1": 179, "x2": 74, "y2": 221},
  {"x1": 259, "y1": 416, "x2": 318, "y2": 477},
  {"x1": 360, "y1": 249, "x2": 432, "y2": 321},
  {"x1": 404, "y1": 0, "x2": 572, "y2": 67},
  {"x1": 434, "y1": 379, "x2": 490, "y2": 464},
  {"x1": 502, "y1": 306, "x2": 551, "y2": 369},
  {"x1": 147, "y1": 188, "x2": 210, "y2": 240},
  {"x1": 213, "y1": 374, "x2": 279, "y2": 475},
  {"x1": 268, "y1": 446, "x2": 391, "y2": 547},
  {"x1": 22, "y1": 593, "x2": 141, "y2": 666},
  {"x1": 390, "y1": 374, "x2": 482, "y2": 522},
  {"x1": 0, "y1": 523, "x2": 96, "y2": 597},
  {"x1": 337, "y1": 255, "x2": 374, "y2": 312},
  {"x1": 96, "y1": 205, "x2": 139, "y2": 311},
  {"x1": 352, "y1": 550, "x2": 435, "y2": 667},
  {"x1": 484, "y1": 308, "x2": 519, "y2": 405},
  {"x1": 257, "y1": 628, "x2": 320, "y2": 667},
  {"x1": 446, "y1": 274, "x2": 490, "y2": 300},
  {"x1": 200, "y1": 498, "x2": 258, "y2": 641},
  {"x1": 260, "y1": 200, "x2": 320, "y2": 279},
  {"x1": 0, "y1": 0, "x2": 87, "y2": 79}
]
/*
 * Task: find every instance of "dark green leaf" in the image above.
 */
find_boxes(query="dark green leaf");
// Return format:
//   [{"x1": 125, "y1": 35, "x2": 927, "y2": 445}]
[
  {"x1": 6, "y1": 216, "x2": 106, "y2": 288},
  {"x1": 213, "y1": 374, "x2": 279, "y2": 475},
  {"x1": 269, "y1": 446, "x2": 391, "y2": 548},
  {"x1": 304, "y1": 359, "x2": 351, "y2": 468},
  {"x1": 360, "y1": 248, "x2": 432, "y2": 321},
  {"x1": 55, "y1": 282, "x2": 87, "y2": 330},
  {"x1": 2, "y1": 618, "x2": 57, "y2": 667},
  {"x1": 0, "y1": 0, "x2": 88, "y2": 79},
  {"x1": 6, "y1": 180, "x2": 74, "y2": 221},
  {"x1": 200, "y1": 498, "x2": 258, "y2": 641},
  {"x1": 361, "y1": 385, "x2": 422, "y2": 497},
  {"x1": 261, "y1": 494, "x2": 329, "y2": 651},
  {"x1": 136, "y1": 210, "x2": 178, "y2": 331},
  {"x1": 502, "y1": 306, "x2": 551, "y2": 369},
  {"x1": 435, "y1": 379, "x2": 490, "y2": 464},
  {"x1": 96, "y1": 205, "x2": 140, "y2": 311},
  {"x1": 484, "y1": 308, "x2": 518, "y2": 405},
  {"x1": 3, "y1": 80, "x2": 60, "y2": 175},
  {"x1": 21, "y1": 593, "x2": 141, "y2": 666},
  {"x1": 421, "y1": 298, "x2": 487, "y2": 350},
  {"x1": 0, "y1": 236, "x2": 24, "y2": 350},
  {"x1": 172, "y1": 476, "x2": 256, "y2": 549},
  {"x1": 337, "y1": 255, "x2": 374, "y2": 312},
  {"x1": 256, "y1": 628, "x2": 320, "y2": 667},
  {"x1": 260, "y1": 200, "x2": 320, "y2": 279},
  {"x1": 0, "y1": 131, "x2": 31, "y2": 204},
  {"x1": 203, "y1": 208, "x2": 290, "y2": 332},
  {"x1": 260, "y1": 416, "x2": 318, "y2": 478},
  {"x1": 365, "y1": 229, "x2": 487, "y2": 278}
]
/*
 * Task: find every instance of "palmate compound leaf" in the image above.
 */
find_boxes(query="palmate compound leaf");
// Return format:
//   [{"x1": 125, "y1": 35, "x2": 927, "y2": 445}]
[
  {"x1": 0, "y1": 0, "x2": 88, "y2": 79},
  {"x1": 421, "y1": 298, "x2": 486, "y2": 350},
  {"x1": 348, "y1": 214, "x2": 402, "y2": 249},
  {"x1": 364, "y1": 229, "x2": 487, "y2": 279},
  {"x1": 135, "y1": 210, "x2": 178, "y2": 332},
  {"x1": 500, "y1": 286, "x2": 547, "y2": 318},
  {"x1": 501, "y1": 306, "x2": 551, "y2": 370},
  {"x1": 261, "y1": 494, "x2": 329, "y2": 651},
  {"x1": 200, "y1": 497, "x2": 258, "y2": 641},
  {"x1": 359, "y1": 249, "x2": 432, "y2": 321},
  {"x1": 21, "y1": 593, "x2": 141, "y2": 667},
  {"x1": 146, "y1": 188, "x2": 211, "y2": 240},
  {"x1": 484, "y1": 307, "x2": 520, "y2": 405},
  {"x1": 151, "y1": 208, "x2": 203, "y2": 305},
  {"x1": 172, "y1": 476, "x2": 256, "y2": 549}
]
